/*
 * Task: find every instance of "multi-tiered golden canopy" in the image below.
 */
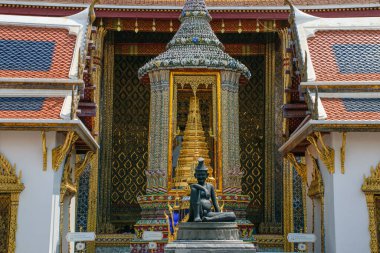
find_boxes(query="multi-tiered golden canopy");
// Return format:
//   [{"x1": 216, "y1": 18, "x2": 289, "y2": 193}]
[{"x1": 173, "y1": 96, "x2": 215, "y2": 188}]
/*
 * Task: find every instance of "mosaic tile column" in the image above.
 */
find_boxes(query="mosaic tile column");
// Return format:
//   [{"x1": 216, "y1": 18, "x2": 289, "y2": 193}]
[
  {"x1": 221, "y1": 70, "x2": 242, "y2": 194},
  {"x1": 98, "y1": 33, "x2": 114, "y2": 231},
  {"x1": 146, "y1": 70, "x2": 170, "y2": 194}
]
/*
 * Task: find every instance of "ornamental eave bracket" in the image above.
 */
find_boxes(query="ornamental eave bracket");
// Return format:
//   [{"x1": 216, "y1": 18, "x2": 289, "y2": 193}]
[
  {"x1": 52, "y1": 131, "x2": 79, "y2": 171},
  {"x1": 307, "y1": 132, "x2": 335, "y2": 174},
  {"x1": 307, "y1": 153, "x2": 324, "y2": 198},
  {"x1": 61, "y1": 154, "x2": 77, "y2": 199},
  {"x1": 287, "y1": 153, "x2": 307, "y2": 185},
  {"x1": 74, "y1": 151, "x2": 95, "y2": 182}
]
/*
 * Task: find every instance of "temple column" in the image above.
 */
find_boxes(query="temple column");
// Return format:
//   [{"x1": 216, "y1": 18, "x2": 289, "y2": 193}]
[
  {"x1": 97, "y1": 32, "x2": 114, "y2": 232},
  {"x1": 221, "y1": 70, "x2": 242, "y2": 194},
  {"x1": 146, "y1": 70, "x2": 170, "y2": 194},
  {"x1": 264, "y1": 38, "x2": 276, "y2": 224}
]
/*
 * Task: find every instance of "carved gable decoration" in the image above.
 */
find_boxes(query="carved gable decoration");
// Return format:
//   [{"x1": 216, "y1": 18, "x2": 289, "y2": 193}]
[
  {"x1": 362, "y1": 163, "x2": 380, "y2": 193},
  {"x1": 0, "y1": 154, "x2": 23, "y2": 192}
]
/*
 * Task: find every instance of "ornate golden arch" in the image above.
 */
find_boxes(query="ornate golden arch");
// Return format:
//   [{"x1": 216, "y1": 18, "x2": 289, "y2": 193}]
[
  {"x1": 362, "y1": 162, "x2": 380, "y2": 253},
  {"x1": 0, "y1": 154, "x2": 24, "y2": 253}
]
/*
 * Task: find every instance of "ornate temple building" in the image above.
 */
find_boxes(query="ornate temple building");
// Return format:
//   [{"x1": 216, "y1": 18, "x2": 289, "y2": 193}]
[{"x1": 1, "y1": 0, "x2": 380, "y2": 252}]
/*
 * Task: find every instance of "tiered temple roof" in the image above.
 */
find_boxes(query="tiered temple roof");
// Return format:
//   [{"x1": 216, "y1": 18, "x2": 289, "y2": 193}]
[
  {"x1": 307, "y1": 30, "x2": 380, "y2": 82},
  {"x1": 0, "y1": 26, "x2": 77, "y2": 79},
  {"x1": 0, "y1": 97, "x2": 65, "y2": 119},
  {"x1": 280, "y1": 4, "x2": 380, "y2": 154},
  {"x1": 0, "y1": 6, "x2": 98, "y2": 151},
  {"x1": 321, "y1": 98, "x2": 380, "y2": 121}
]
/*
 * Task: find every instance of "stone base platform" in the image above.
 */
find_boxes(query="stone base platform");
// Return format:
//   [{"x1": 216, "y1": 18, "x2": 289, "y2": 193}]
[
  {"x1": 165, "y1": 222, "x2": 256, "y2": 253},
  {"x1": 165, "y1": 240, "x2": 256, "y2": 253}
]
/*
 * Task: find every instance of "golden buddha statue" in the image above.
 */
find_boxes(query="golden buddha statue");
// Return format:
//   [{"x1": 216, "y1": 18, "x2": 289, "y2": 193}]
[{"x1": 173, "y1": 96, "x2": 215, "y2": 189}]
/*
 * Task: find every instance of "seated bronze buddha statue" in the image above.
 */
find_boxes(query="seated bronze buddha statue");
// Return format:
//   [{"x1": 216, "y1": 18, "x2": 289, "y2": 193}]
[{"x1": 189, "y1": 158, "x2": 236, "y2": 222}]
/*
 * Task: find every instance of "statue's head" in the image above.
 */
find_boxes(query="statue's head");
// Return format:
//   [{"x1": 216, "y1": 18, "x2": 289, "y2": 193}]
[{"x1": 194, "y1": 157, "x2": 208, "y2": 184}]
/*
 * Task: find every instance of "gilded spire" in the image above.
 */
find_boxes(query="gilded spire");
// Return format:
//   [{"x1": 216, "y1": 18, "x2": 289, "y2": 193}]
[{"x1": 173, "y1": 96, "x2": 215, "y2": 189}]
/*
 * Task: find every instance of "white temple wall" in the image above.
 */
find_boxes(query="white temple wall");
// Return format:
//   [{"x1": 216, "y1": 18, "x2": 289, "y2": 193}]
[
  {"x1": 62, "y1": 196, "x2": 71, "y2": 253},
  {"x1": 69, "y1": 196, "x2": 76, "y2": 253},
  {"x1": 318, "y1": 147, "x2": 335, "y2": 253},
  {"x1": 330, "y1": 132, "x2": 378, "y2": 253},
  {"x1": 313, "y1": 199, "x2": 322, "y2": 253},
  {"x1": 62, "y1": 150, "x2": 77, "y2": 253},
  {"x1": 305, "y1": 132, "x2": 379, "y2": 253},
  {"x1": 0, "y1": 131, "x2": 69, "y2": 253}
]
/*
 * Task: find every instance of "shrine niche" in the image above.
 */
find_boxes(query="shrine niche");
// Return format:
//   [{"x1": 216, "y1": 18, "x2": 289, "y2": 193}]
[
  {"x1": 167, "y1": 73, "x2": 221, "y2": 192},
  {"x1": 96, "y1": 0, "x2": 286, "y2": 249}
]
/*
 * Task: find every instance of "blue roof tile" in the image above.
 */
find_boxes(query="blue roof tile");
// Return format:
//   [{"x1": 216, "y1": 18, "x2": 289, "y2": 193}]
[
  {"x1": 333, "y1": 44, "x2": 380, "y2": 74},
  {"x1": 0, "y1": 97, "x2": 45, "y2": 111},
  {"x1": 0, "y1": 40, "x2": 55, "y2": 71},
  {"x1": 342, "y1": 98, "x2": 380, "y2": 112}
]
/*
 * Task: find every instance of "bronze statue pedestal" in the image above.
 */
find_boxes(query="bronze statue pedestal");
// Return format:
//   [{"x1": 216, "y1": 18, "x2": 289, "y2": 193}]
[{"x1": 164, "y1": 222, "x2": 256, "y2": 253}]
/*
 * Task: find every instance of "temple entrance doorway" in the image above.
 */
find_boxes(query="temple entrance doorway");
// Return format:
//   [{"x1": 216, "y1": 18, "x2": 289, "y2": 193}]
[{"x1": 97, "y1": 30, "x2": 284, "y2": 236}]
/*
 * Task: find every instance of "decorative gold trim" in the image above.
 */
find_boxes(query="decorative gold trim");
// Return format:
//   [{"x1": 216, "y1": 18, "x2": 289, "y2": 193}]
[
  {"x1": 340, "y1": 132, "x2": 346, "y2": 174},
  {"x1": 362, "y1": 163, "x2": 380, "y2": 192},
  {"x1": 59, "y1": 154, "x2": 77, "y2": 252},
  {"x1": 61, "y1": 155, "x2": 77, "y2": 196},
  {"x1": 174, "y1": 75, "x2": 216, "y2": 87},
  {"x1": 307, "y1": 132, "x2": 335, "y2": 174},
  {"x1": 278, "y1": 28, "x2": 291, "y2": 137},
  {"x1": 0, "y1": 2, "x2": 378, "y2": 15},
  {"x1": 52, "y1": 131, "x2": 78, "y2": 171},
  {"x1": 0, "y1": 154, "x2": 22, "y2": 187},
  {"x1": 264, "y1": 35, "x2": 277, "y2": 225},
  {"x1": 287, "y1": 153, "x2": 307, "y2": 185},
  {"x1": 362, "y1": 162, "x2": 380, "y2": 253},
  {"x1": 307, "y1": 153, "x2": 324, "y2": 198},
  {"x1": 216, "y1": 72, "x2": 222, "y2": 191},
  {"x1": 74, "y1": 151, "x2": 94, "y2": 181},
  {"x1": 164, "y1": 196, "x2": 190, "y2": 242},
  {"x1": 283, "y1": 157, "x2": 294, "y2": 252},
  {"x1": 254, "y1": 234, "x2": 284, "y2": 247},
  {"x1": 365, "y1": 194, "x2": 377, "y2": 253},
  {"x1": 86, "y1": 23, "x2": 106, "y2": 253},
  {"x1": 97, "y1": 32, "x2": 115, "y2": 235},
  {"x1": 0, "y1": 153, "x2": 24, "y2": 253},
  {"x1": 41, "y1": 131, "x2": 47, "y2": 171},
  {"x1": 301, "y1": 156, "x2": 308, "y2": 240},
  {"x1": 300, "y1": 83, "x2": 380, "y2": 92},
  {"x1": 95, "y1": 234, "x2": 134, "y2": 247}
]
